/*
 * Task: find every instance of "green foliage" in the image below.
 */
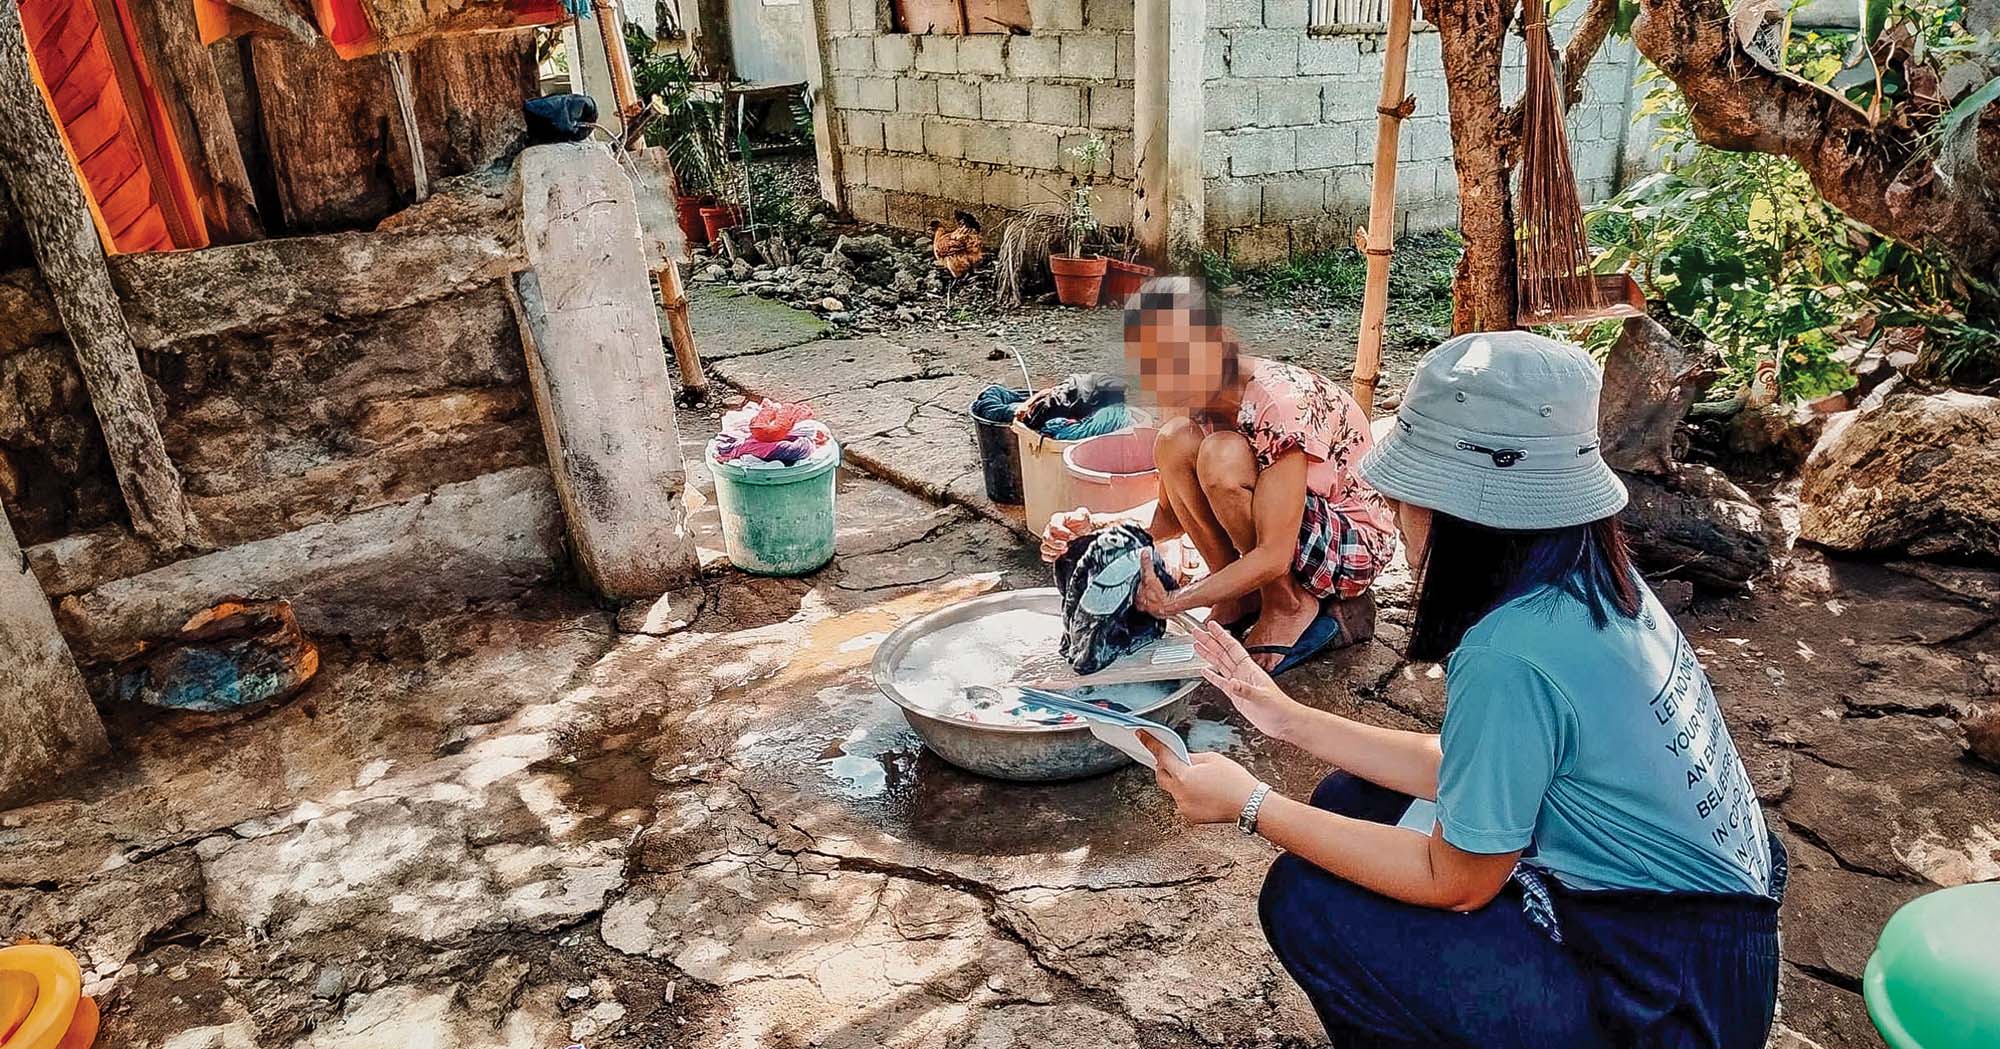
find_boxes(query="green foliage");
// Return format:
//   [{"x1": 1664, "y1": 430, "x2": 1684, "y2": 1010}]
[
  {"x1": 1587, "y1": 74, "x2": 1999, "y2": 397},
  {"x1": 1061, "y1": 136, "x2": 1110, "y2": 257},
  {"x1": 627, "y1": 27, "x2": 728, "y2": 194},
  {"x1": 1252, "y1": 231, "x2": 1461, "y2": 331}
]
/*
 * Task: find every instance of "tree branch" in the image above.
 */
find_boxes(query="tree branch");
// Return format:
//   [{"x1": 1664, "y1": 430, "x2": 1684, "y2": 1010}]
[
  {"x1": 1632, "y1": 0, "x2": 2000, "y2": 281},
  {"x1": 1560, "y1": 0, "x2": 1620, "y2": 108}
]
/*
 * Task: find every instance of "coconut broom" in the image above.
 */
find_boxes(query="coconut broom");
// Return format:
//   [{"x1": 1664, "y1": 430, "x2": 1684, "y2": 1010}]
[{"x1": 1514, "y1": 0, "x2": 1643, "y2": 325}]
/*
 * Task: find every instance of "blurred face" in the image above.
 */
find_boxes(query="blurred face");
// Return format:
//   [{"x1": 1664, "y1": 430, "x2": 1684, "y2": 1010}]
[{"x1": 1123, "y1": 307, "x2": 1233, "y2": 410}]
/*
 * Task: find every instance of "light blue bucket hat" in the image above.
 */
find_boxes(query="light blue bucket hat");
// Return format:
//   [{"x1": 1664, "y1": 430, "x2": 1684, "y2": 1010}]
[{"x1": 1357, "y1": 330, "x2": 1628, "y2": 530}]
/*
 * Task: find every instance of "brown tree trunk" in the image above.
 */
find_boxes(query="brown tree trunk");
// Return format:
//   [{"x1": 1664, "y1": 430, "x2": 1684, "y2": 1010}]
[
  {"x1": 1430, "y1": 0, "x2": 1519, "y2": 333},
  {"x1": 0, "y1": 1, "x2": 200, "y2": 549},
  {"x1": 1632, "y1": 0, "x2": 2000, "y2": 283}
]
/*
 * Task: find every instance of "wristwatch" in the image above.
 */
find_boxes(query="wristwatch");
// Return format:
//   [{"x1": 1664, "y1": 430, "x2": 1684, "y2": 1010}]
[{"x1": 1237, "y1": 782, "x2": 1272, "y2": 836}]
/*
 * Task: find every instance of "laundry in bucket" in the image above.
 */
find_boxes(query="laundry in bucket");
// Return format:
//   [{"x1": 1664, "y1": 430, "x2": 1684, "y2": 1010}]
[
  {"x1": 711, "y1": 400, "x2": 835, "y2": 469},
  {"x1": 1053, "y1": 523, "x2": 1178, "y2": 675},
  {"x1": 973, "y1": 372, "x2": 1130, "y2": 440}
]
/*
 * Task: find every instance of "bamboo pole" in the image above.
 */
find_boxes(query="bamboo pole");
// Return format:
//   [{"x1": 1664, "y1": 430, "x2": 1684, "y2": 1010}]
[
  {"x1": 1351, "y1": 0, "x2": 1418, "y2": 416},
  {"x1": 592, "y1": 0, "x2": 640, "y2": 122},
  {"x1": 658, "y1": 257, "x2": 707, "y2": 398}
]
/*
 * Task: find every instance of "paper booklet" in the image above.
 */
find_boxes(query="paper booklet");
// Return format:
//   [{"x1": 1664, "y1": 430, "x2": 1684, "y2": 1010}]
[{"x1": 1017, "y1": 688, "x2": 1193, "y2": 769}]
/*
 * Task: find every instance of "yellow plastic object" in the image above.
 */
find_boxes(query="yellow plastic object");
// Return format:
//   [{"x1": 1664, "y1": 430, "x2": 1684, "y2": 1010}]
[
  {"x1": 0, "y1": 969, "x2": 38, "y2": 1042},
  {"x1": 0, "y1": 945, "x2": 81, "y2": 1049},
  {"x1": 50, "y1": 996, "x2": 97, "y2": 1049}
]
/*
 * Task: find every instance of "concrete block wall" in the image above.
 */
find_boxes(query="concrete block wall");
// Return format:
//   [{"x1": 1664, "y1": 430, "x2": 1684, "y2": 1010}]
[
  {"x1": 823, "y1": 0, "x2": 1137, "y2": 234},
  {"x1": 1204, "y1": 0, "x2": 1643, "y2": 264},
  {"x1": 818, "y1": 0, "x2": 1645, "y2": 264}
]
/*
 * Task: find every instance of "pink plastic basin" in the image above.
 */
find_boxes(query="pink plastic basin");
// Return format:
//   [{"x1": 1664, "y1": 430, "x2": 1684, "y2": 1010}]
[{"x1": 1061, "y1": 426, "x2": 1160, "y2": 518}]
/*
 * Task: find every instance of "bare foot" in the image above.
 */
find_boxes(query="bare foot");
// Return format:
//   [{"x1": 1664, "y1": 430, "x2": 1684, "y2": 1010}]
[{"x1": 1242, "y1": 580, "x2": 1318, "y2": 671}]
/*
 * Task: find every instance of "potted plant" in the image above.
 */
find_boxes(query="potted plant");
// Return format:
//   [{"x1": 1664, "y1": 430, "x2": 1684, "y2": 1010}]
[
  {"x1": 631, "y1": 29, "x2": 726, "y2": 243},
  {"x1": 1048, "y1": 136, "x2": 1109, "y2": 307},
  {"x1": 1101, "y1": 225, "x2": 1156, "y2": 305}
]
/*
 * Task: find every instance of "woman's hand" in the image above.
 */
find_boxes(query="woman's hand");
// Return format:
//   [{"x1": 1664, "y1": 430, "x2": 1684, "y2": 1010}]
[
  {"x1": 1040, "y1": 508, "x2": 1098, "y2": 562},
  {"x1": 1192, "y1": 620, "x2": 1306, "y2": 742},
  {"x1": 1141, "y1": 734, "x2": 1260, "y2": 825},
  {"x1": 1134, "y1": 549, "x2": 1174, "y2": 617}
]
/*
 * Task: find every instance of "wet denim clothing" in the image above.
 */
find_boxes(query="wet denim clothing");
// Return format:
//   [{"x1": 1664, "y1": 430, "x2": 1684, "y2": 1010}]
[
  {"x1": 1259, "y1": 773, "x2": 1785, "y2": 1049},
  {"x1": 1053, "y1": 524, "x2": 1177, "y2": 674}
]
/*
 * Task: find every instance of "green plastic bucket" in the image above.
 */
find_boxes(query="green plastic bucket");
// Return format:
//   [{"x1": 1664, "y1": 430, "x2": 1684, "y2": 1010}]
[
  {"x1": 1864, "y1": 881, "x2": 2000, "y2": 1049},
  {"x1": 709, "y1": 442, "x2": 840, "y2": 576}
]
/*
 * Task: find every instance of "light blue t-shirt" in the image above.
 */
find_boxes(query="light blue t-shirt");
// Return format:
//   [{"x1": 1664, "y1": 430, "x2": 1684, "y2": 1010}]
[{"x1": 1435, "y1": 580, "x2": 1773, "y2": 896}]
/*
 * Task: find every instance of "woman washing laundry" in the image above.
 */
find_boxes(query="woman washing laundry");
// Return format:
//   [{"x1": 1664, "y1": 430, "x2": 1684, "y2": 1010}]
[
  {"x1": 1139, "y1": 331, "x2": 1785, "y2": 1048},
  {"x1": 1038, "y1": 276, "x2": 1395, "y2": 673}
]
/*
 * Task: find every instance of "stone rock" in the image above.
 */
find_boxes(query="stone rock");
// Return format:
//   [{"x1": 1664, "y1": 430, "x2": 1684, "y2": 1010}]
[
  {"x1": 614, "y1": 586, "x2": 706, "y2": 636},
  {"x1": 56, "y1": 467, "x2": 562, "y2": 662},
  {"x1": 110, "y1": 598, "x2": 319, "y2": 713},
  {"x1": 1963, "y1": 704, "x2": 2000, "y2": 770},
  {"x1": 1619, "y1": 465, "x2": 1774, "y2": 591},
  {"x1": 1799, "y1": 391, "x2": 2000, "y2": 559},
  {"x1": 834, "y1": 232, "x2": 894, "y2": 262},
  {"x1": 730, "y1": 259, "x2": 752, "y2": 280},
  {"x1": 1727, "y1": 403, "x2": 1826, "y2": 470},
  {"x1": 513, "y1": 143, "x2": 700, "y2": 599},
  {"x1": 0, "y1": 512, "x2": 106, "y2": 806},
  {"x1": 1598, "y1": 315, "x2": 1715, "y2": 475},
  {"x1": 819, "y1": 296, "x2": 846, "y2": 312}
]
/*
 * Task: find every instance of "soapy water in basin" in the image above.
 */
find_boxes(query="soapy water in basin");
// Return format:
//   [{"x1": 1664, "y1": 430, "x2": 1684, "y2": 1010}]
[{"x1": 890, "y1": 607, "x2": 1178, "y2": 727}]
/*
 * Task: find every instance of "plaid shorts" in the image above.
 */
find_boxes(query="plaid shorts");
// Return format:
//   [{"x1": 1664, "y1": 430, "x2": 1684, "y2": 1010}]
[{"x1": 1294, "y1": 495, "x2": 1393, "y2": 600}]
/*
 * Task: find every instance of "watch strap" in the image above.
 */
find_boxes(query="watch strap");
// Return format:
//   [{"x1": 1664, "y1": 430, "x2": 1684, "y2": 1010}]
[{"x1": 1237, "y1": 782, "x2": 1272, "y2": 835}]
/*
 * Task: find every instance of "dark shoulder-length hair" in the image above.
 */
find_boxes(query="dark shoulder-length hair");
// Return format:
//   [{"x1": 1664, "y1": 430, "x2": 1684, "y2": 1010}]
[{"x1": 1406, "y1": 513, "x2": 1642, "y2": 663}]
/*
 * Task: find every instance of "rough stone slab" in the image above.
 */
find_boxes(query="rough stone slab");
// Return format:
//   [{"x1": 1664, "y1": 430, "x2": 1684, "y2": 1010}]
[
  {"x1": 513, "y1": 142, "x2": 698, "y2": 599},
  {"x1": 1799, "y1": 391, "x2": 2000, "y2": 559},
  {"x1": 0, "y1": 511, "x2": 107, "y2": 805},
  {"x1": 111, "y1": 227, "x2": 523, "y2": 347},
  {"x1": 56, "y1": 467, "x2": 563, "y2": 662}
]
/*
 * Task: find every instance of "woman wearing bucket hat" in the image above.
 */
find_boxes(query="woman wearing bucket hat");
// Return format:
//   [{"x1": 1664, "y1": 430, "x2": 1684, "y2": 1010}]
[
  {"x1": 1038, "y1": 276, "x2": 1397, "y2": 673},
  {"x1": 1138, "y1": 331, "x2": 1787, "y2": 1048}
]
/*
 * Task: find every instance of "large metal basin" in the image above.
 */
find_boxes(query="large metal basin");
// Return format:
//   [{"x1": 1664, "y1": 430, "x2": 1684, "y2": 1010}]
[{"x1": 870, "y1": 587, "x2": 1199, "y2": 781}]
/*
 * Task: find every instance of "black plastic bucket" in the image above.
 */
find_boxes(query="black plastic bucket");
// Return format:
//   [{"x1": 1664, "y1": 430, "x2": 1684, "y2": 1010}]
[{"x1": 969, "y1": 389, "x2": 1026, "y2": 504}]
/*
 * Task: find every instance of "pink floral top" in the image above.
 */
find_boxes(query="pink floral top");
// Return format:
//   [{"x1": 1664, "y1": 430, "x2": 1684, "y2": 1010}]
[{"x1": 1203, "y1": 357, "x2": 1398, "y2": 581}]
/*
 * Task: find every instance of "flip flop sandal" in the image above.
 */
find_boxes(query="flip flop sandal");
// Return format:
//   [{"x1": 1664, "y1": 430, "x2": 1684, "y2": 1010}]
[{"x1": 1244, "y1": 600, "x2": 1345, "y2": 676}]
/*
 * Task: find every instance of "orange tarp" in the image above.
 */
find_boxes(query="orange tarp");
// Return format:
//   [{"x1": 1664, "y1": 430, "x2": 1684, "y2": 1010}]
[{"x1": 19, "y1": 0, "x2": 208, "y2": 253}]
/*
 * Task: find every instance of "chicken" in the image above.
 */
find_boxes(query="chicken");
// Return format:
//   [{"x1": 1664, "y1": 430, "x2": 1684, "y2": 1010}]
[{"x1": 930, "y1": 210, "x2": 986, "y2": 279}]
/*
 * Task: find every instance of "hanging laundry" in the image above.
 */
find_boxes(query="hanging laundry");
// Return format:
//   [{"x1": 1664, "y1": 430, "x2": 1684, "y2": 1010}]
[{"x1": 1053, "y1": 524, "x2": 1178, "y2": 675}]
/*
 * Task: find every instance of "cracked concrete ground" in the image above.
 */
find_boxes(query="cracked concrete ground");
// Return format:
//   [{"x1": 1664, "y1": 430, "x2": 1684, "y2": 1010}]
[{"x1": 6, "y1": 299, "x2": 1995, "y2": 1048}]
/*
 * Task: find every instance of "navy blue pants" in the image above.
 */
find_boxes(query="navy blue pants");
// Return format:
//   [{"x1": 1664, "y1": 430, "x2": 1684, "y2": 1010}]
[{"x1": 1258, "y1": 773, "x2": 1782, "y2": 1049}]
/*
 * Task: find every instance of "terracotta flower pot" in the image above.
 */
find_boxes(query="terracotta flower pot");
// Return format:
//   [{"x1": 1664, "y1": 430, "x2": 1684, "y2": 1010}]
[
  {"x1": 1048, "y1": 254, "x2": 1108, "y2": 308},
  {"x1": 699, "y1": 204, "x2": 745, "y2": 246},
  {"x1": 675, "y1": 193, "x2": 713, "y2": 244},
  {"x1": 1100, "y1": 257, "x2": 1156, "y2": 306}
]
